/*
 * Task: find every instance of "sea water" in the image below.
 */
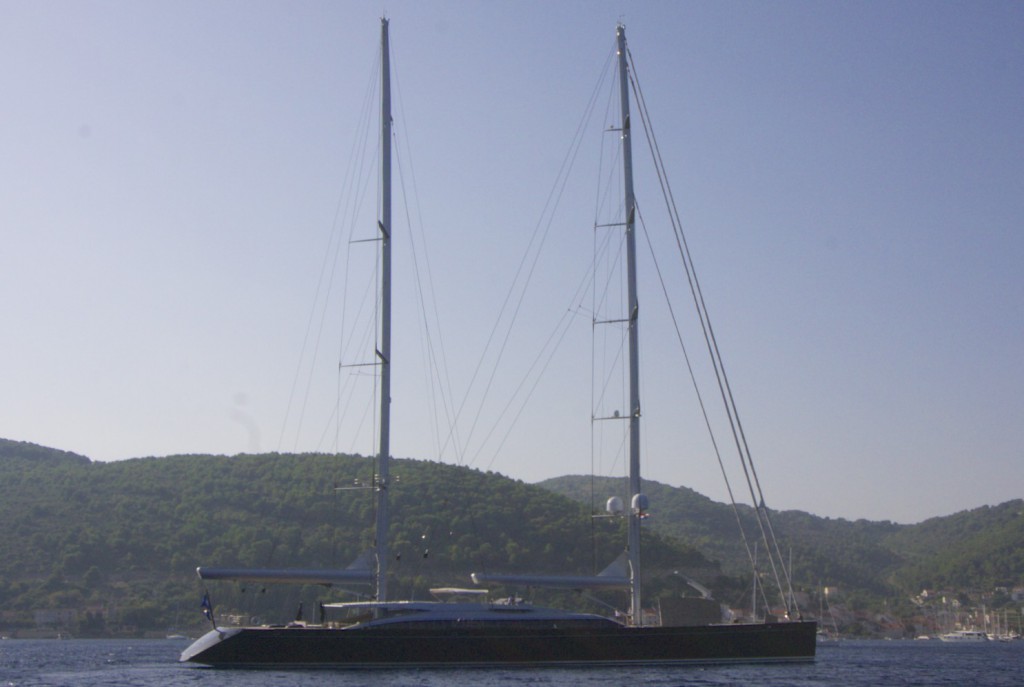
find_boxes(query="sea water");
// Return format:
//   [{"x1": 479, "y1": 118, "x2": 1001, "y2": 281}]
[{"x1": 1, "y1": 638, "x2": 1022, "y2": 686}]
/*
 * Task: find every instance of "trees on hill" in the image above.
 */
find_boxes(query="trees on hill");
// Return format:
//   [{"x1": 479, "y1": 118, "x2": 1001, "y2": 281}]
[
  {"x1": 2, "y1": 439, "x2": 1021, "y2": 637},
  {"x1": 0, "y1": 440, "x2": 708, "y2": 636}
]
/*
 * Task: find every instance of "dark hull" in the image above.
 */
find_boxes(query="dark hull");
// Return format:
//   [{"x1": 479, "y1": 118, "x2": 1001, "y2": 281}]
[{"x1": 182, "y1": 620, "x2": 817, "y2": 668}]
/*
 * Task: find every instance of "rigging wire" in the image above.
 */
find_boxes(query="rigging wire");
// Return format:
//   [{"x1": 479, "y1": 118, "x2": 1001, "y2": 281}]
[
  {"x1": 590, "y1": 54, "x2": 624, "y2": 513},
  {"x1": 627, "y1": 47, "x2": 799, "y2": 616},
  {"x1": 389, "y1": 44, "x2": 466, "y2": 468},
  {"x1": 628, "y1": 51, "x2": 791, "y2": 611},
  {"x1": 277, "y1": 46, "x2": 380, "y2": 456},
  {"x1": 635, "y1": 200, "x2": 760, "y2": 595},
  {"x1": 453, "y1": 49, "x2": 616, "y2": 470},
  {"x1": 480, "y1": 300, "x2": 585, "y2": 472},
  {"x1": 587, "y1": 38, "x2": 640, "y2": 580}
]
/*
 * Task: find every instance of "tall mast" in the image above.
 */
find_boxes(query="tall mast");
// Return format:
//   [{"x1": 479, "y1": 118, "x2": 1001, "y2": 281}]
[
  {"x1": 374, "y1": 16, "x2": 392, "y2": 604},
  {"x1": 616, "y1": 23, "x2": 643, "y2": 626}
]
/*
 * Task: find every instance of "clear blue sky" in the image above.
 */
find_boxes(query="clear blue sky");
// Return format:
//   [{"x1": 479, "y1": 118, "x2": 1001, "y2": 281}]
[{"x1": 2, "y1": 1, "x2": 1021, "y2": 524}]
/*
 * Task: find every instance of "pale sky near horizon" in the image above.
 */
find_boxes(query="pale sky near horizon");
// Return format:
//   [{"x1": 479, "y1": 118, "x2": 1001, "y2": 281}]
[{"x1": 2, "y1": 1, "x2": 1022, "y2": 525}]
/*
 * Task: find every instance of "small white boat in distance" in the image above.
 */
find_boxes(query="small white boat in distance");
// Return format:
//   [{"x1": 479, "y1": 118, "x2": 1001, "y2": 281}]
[{"x1": 939, "y1": 630, "x2": 988, "y2": 642}]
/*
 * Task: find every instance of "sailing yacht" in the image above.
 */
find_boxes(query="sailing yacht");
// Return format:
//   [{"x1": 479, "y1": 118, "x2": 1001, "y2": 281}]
[{"x1": 180, "y1": 19, "x2": 816, "y2": 668}]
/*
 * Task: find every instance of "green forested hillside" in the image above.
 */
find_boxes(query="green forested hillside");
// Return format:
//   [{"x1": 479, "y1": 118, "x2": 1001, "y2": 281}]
[
  {"x1": 885, "y1": 501, "x2": 1024, "y2": 591},
  {"x1": 0, "y1": 439, "x2": 710, "y2": 637},
  {"x1": 540, "y1": 475, "x2": 904, "y2": 591},
  {"x1": 540, "y1": 475, "x2": 1024, "y2": 603},
  {"x1": 2, "y1": 439, "x2": 1021, "y2": 638}
]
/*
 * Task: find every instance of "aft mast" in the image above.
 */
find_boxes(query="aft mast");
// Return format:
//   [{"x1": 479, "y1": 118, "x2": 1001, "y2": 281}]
[
  {"x1": 616, "y1": 23, "x2": 644, "y2": 627},
  {"x1": 374, "y1": 16, "x2": 393, "y2": 604}
]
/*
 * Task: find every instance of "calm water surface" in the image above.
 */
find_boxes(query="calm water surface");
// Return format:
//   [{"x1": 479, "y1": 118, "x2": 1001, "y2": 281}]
[{"x1": 1, "y1": 638, "x2": 1022, "y2": 686}]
